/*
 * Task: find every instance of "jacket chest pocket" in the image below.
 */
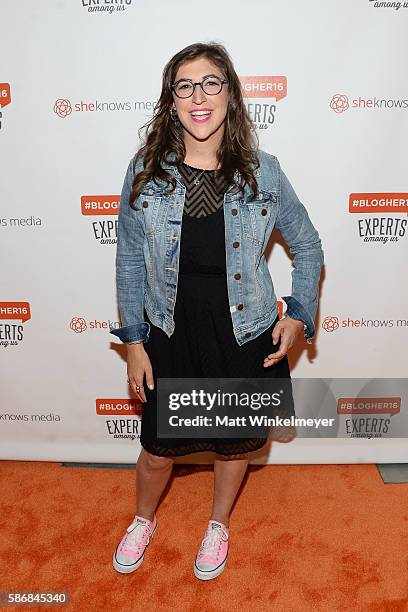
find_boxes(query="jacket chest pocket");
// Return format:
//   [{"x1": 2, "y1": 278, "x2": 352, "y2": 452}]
[
  {"x1": 137, "y1": 189, "x2": 167, "y2": 235},
  {"x1": 241, "y1": 191, "x2": 278, "y2": 244}
]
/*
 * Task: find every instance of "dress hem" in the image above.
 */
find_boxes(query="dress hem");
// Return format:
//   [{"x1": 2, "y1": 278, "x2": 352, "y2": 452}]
[{"x1": 139, "y1": 439, "x2": 269, "y2": 458}]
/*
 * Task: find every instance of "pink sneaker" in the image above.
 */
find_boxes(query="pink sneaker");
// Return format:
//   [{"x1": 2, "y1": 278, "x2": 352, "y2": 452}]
[
  {"x1": 113, "y1": 514, "x2": 157, "y2": 573},
  {"x1": 194, "y1": 520, "x2": 229, "y2": 580}
]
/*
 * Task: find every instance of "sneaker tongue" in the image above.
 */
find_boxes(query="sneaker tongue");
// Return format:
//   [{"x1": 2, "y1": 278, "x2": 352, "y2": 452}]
[
  {"x1": 127, "y1": 517, "x2": 148, "y2": 532},
  {"x1": 211, "y1": 522, "x2": 222, "y2": 529}
]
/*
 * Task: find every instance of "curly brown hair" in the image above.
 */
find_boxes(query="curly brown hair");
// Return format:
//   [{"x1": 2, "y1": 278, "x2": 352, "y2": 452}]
[{"x1": 128, "y1": 41, "x2": 260, "y2": 210}]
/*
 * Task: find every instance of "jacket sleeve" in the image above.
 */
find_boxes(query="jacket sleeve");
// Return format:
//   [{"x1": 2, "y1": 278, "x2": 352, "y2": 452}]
[
  {"x1": 274, "y1": 159, "x2": 324, "y2": 344},
  {"x1": 109, "y1": 159, "x2": 151, "y2": 344}
]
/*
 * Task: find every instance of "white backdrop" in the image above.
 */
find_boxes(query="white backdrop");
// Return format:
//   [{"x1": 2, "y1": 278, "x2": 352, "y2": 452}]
[{"x1": 1, "y1": 0, "x2": 407, "y2": 464}]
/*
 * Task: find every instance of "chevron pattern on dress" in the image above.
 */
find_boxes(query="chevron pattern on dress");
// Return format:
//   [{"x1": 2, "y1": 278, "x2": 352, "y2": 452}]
[{"x1": 178, "y1": 162, "x2": 230, "y2": 218}]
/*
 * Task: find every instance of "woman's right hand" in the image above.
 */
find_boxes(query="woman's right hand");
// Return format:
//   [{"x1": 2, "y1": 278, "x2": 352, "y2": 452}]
[{"x1": 126, "y1": 343, "x2": 154, "y2": 402}]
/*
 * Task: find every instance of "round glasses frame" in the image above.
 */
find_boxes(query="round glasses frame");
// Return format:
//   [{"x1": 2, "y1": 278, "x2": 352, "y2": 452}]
[{"x1": 170, "y1": 75, "x2": 229, "y2": 99}]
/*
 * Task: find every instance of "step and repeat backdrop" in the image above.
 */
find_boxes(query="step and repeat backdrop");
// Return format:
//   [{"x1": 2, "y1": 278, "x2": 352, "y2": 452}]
[{"x1": 1, "y1": 0, "x2": 407, "y2": 464}]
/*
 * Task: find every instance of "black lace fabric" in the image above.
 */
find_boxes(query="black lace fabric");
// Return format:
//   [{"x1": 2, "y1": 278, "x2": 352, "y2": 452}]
[{"x1": 139, "y1": 163, "x2": 296, "y2": 457}]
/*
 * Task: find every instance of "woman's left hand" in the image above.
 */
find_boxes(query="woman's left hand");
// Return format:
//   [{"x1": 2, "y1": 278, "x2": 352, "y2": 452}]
[{"x1": 263, "y1": 316, "x2": 305, "y2": 367}]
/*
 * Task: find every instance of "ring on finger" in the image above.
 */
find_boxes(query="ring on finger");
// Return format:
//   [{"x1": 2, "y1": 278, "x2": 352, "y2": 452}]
[{"x1": 127, "y1": 379, "x2": 141, "y2": 392}]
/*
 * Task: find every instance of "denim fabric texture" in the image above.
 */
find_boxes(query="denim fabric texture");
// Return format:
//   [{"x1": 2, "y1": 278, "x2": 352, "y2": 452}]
[{"x1": 109, "y1": 148, "x2": 324, "y2": 346}]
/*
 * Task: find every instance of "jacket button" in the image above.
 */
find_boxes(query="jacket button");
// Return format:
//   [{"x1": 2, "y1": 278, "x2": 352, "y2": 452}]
[
  {"x1": 234, "y1": 273, "x2": 241, "y2": 280},
  {"x1": 261, "y1": 208, "x2": 267, "y2": 216},
  {"x1": 232, "y1": 241, "x2": 240, "y2": 248},
  {"x1": 142, "y1": 201, "x2": 149, "y2": 208},
  {"x1": 231, "y1": 208, "x2": 238, "y2": 216},
  {"x1": 237, "y1": 303, "x2": 244, "y2": 310},
  {"x1": 244, "y1": 331, "x2": 251, "y2": 338}
]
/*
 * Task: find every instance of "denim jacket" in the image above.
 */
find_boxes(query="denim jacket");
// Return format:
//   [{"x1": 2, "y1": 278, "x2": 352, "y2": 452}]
[{"x1": 109, "y1": 148, "x2": 324, "y2": 346}]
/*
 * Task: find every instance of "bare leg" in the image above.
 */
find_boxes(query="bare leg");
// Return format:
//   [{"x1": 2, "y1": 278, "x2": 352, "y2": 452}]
[
  {"x1": 210, "y1": 452, "x2": 249, "y2": 527},
  {"x1": 135, "y1": 448, "x2": 174, "y2": 521}
]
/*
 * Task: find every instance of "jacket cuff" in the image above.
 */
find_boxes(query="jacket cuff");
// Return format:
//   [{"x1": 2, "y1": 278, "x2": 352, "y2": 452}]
[
  {"x1": 281, "y1": 296, "x2": 315, "y2": 344},
  {"x1": 109, "y1": 322, "x2": 151, "y2": 344}
]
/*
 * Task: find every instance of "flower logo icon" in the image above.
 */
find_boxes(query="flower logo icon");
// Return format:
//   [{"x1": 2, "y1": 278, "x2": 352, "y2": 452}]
[
  {"x1": 54, "y1": 98, "x2": 72, "y2": 118},
  {"x1": 322, "y1": 316, "x2": 339, "y2": 333},
  {"x1": 70, "y1": 317, "x2": 87, "y2": 334},
  {"x1": 330, "y1": 94, "x2": 349, "y2": 114}
]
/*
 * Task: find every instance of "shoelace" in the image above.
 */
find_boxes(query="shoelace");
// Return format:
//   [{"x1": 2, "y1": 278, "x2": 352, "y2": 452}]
[
  {"x1": 198, "y1": 524, "x2": 228, "y2": 561},
  {"x1": 121, "y1": 521, "x2": 152, "y2": 553}
]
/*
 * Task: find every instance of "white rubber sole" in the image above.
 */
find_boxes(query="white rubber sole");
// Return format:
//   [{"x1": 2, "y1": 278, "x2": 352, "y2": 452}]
[
  {"x1": 194, "y1": 556, "x2": 227, "y2": 581},
  {"x1": 112, "y1": 522, "x2": 157, "y2": 574}
]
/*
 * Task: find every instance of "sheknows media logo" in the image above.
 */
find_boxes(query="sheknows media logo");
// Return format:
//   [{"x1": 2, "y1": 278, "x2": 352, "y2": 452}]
[
  {"x1": 239, "y1": 76, "x2": 287, "y2": 130},
  {"x1": 53, "y1": 97, "x2": 144, "y2": 117},
  {"x1": 322, "y1": 315, "x2": 408, "y2": 335},
  {"x1": 349, "y1": 192, "x2": 408, "y2": 245},
  {"x1": 0, "y1": 301, "x2": 31, "y2": 347},
  {"x1": 81, "y1": 195, "x2": 119, "y2": 244},
  {"x1": 70, "y1": 316, "x2": 120, "y2": 335},
  {"x1": 330, "y1": 93, "x2": 408, "y2": 113},
  {"x1": 0, "y1": 215, "x2": 43, "y2": 229},
  {"x1": 0, "y1": 83, "x2": 11, "y2": 131},
  {"x1": 72, "y1": 303, "x2": 285, "y2": 336},
  {"x1": 54, "y1": 99, "x2": 72, "y2": 118}
]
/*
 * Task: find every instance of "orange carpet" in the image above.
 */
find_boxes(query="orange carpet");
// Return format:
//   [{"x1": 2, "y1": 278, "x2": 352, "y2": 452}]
[{"x1": 0, "y1": 460, "x2": 407, "y2": 612}]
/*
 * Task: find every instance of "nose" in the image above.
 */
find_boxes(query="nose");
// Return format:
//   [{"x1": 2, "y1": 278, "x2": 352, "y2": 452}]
[{"x1": 192, "y1": 84, "x2": 206, "y2": 105}]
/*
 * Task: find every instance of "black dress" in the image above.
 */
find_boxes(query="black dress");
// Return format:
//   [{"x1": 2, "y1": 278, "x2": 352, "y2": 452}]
[{"x1": 140, "y1": 162, "x2": 296, "y2": 457}]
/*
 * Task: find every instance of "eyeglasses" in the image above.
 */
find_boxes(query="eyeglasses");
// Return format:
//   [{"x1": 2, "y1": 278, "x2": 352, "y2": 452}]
[{"x1": 170, "y1": 75, "x2": 228, "y2": 99}]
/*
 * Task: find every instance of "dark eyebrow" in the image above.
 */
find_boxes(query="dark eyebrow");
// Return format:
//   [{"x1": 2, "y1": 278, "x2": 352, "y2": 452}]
[{"x1": 175, "y1": 73, "x2": 223, "y2": 82}]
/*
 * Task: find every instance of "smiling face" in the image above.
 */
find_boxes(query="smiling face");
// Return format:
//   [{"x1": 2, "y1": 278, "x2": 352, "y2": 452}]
[{"x1": 171, "y1": 56, "x2": 229, "y2": 148}]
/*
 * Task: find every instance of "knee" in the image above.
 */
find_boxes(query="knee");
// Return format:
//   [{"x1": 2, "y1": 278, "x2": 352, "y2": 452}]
[{"x1": 143, "y1": 449, "x2": 174, "y2": 470}]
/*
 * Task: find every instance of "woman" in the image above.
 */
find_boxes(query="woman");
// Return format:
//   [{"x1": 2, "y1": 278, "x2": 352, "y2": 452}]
[{"x1": 109, "y1": 42, "x2": 324, "y2": 580}]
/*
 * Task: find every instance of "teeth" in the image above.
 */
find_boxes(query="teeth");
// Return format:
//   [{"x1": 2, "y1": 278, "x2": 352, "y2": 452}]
[{"x1": 191, "y1": 111, "x2": 211, "y2": 116}]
